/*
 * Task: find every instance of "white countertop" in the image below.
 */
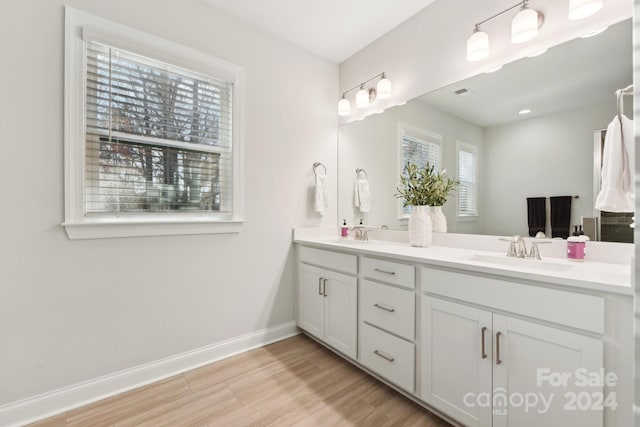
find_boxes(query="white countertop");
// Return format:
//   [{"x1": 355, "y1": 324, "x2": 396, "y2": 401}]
[{"x1": 294, "y1": 235, "x2": 632, "y2": 296}]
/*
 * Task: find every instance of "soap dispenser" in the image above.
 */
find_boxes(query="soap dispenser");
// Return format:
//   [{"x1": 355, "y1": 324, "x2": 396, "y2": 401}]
[
  {"x1": 567, "y1": 225, "x2": 587, "y2": 262},
  {"x1": 341, "y1": 219, "x2": 349, "y2": 237}
]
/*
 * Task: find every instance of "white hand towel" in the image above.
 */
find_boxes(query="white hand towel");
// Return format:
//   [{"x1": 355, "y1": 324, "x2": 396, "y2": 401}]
[
  {"x1": 354, "y1": 178, "x2": 371, "y2": 212},
  {"x1": 314, "y1": 174, "x2": 329, "y2": 214},
  {"x1": 595, "y1": 115, "x2": 635, "y2": 212}
]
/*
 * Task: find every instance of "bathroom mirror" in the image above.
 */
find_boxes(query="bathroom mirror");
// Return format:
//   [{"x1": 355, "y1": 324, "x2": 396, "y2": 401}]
[{"x1": 338, "y1": 18, "x2": 633, "y2": 242}]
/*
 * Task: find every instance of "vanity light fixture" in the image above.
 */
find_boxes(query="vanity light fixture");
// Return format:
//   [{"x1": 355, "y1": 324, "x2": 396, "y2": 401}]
[
  {"x1": 467, "y1": 0, "x2": 604, "y2": 61},
  {"x1": 355, "y1": 85, "x2": 370, "y2": 109},
  {"x1": 568, "y1": 0, "x2": 603, "y2": 20},
  {"x1": 467, "y1": 26, "x2": 490, "y2": 62},
  {"x1": 511, "y1": 2, "x2": 544, "y2": 43},
  {"x1": 337, "y1": 72, "x2": 391, "y2": 116},
  {"x1": 519, "y1": 108, "x2": 532, "y2": 115},
  {"x1": 467, "y1": 0, "x2": 546, "y2": 62},
  {"x1": 377, "y1": 73, "x2": 392, "y2": 99},
  {"x1": 338, "y1": 95, "x2": 351, "y2": 116}
]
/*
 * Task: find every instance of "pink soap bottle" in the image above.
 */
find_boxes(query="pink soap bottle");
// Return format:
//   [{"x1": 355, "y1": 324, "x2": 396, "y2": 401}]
[
  {"x1": 341, "y1": 219, "x2": 349, "y2": 237},
  {"x1": 567, "y1": 236, "x2": 585, "y2": 261}
]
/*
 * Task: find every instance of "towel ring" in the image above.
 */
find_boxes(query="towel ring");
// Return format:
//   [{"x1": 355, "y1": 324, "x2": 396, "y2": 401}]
[
  {"x1": 356, "y1": 168, "x2": 368, "y2": 179},
  {"x1": 616, "y1": 84, "x2": 633, "y2": 120},
  {"x1": 313, "y1": 162, "x2": 327, "y2": 177}
]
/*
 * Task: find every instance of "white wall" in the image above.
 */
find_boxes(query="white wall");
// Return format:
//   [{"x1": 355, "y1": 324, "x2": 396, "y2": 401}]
[
  {"x1": 633, "y1": 0, "x2": 640, "y2": 423},
  {"x1": 339, "y1": 0, "x2": 632, "y2": 123},
  {"x1": 0, "y1": 0, "x2": 337, "y2": 407},
  {"x1": 338, "y1": 99, "x2": 484, "y2": 232},
  {"x1": 483, "y1": 101, "x2": 615, "y2": 236}
]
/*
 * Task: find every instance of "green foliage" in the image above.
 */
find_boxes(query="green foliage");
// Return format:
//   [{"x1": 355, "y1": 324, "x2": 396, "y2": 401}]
[{"x1": 395, "y1": 163, "x2": 459, "y2": 207}]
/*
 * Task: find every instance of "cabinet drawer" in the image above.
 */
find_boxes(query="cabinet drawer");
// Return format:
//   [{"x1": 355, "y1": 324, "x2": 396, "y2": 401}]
[
  {"x1": 298, "y1": 245, "x2": 357, "y2": 275},
  {"x1": 421, "y1": 267, "x2": 605, "y2": 334},
  {"x1": 361, "y1": 257, "x2": 415, "y2": 289},
  {"x1": 360, "y1": 322, "x2": 415, "y2": 392},
  {"x1": 361, "y1": 279, "x2": 415, "y2": 341}
]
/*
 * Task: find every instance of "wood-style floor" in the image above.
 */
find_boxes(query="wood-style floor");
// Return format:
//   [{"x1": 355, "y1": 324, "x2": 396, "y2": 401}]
[{"x1": 28, "y1": 334, "x2": 451, "y2": 427}]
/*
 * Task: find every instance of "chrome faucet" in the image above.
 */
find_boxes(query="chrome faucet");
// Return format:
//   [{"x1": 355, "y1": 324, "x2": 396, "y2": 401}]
[
  {"x1": 501, "y1": 235, "x2": 550, "y2": 260},
  {"x1": 514, "y1": 235, "x2": 527, "y2": 258},
  {"x1": 528, "y1": 241, "x2": 543, "y2": 260},
  {"x1": 500, "y1": 235, "x2": 527, "y2": 258}
]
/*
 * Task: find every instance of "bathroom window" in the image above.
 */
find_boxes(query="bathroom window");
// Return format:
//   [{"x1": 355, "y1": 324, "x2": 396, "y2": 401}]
[
  {"x1": 457, "y1": 141, "x2": 478, "y2": 218},
  {"x1": 64, "y1": 8, "x2": 244, "y2": 239},
  {"x1": 397, "y1": 124, "x2": 442, "y2": 217}
]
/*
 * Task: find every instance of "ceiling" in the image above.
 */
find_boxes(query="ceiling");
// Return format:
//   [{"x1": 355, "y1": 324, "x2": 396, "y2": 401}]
[
  {"x1": 419, "y1": 19, "x2": 632, "y2": 128},
  {"x1": 202, "y1": 0, "x2": 437, "y2": 63}
]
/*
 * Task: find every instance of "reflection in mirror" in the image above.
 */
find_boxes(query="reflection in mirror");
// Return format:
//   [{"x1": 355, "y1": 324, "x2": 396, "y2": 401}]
[{"x1": 338, "y1": 18, "x2": 632, "y2": 242}]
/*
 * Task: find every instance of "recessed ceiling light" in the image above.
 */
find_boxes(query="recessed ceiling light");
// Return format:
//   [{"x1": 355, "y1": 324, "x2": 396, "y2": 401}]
[
  {"x1": 527, "y1": 49, "x2": 548, "y2": 58},
  {"x1": 485, "y1": 65, "x2": 503, "y2": 73},
  {"x1": 519, "y1": 109, "x2": 532, "y2": 115},
  {"x1": 580, "y1": 26, "x2": 608, "y2": 38}
]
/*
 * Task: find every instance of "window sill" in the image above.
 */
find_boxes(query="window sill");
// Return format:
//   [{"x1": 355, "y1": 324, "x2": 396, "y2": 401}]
[
  {"x1": 456, "y1": 215, "x2": 479, "y2": 223},
  {"x1": 62, "y1": 219, "x2": 244, "y2": 240}
]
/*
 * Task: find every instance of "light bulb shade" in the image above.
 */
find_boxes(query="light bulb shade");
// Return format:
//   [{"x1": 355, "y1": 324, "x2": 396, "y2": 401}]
[
  {"x1": 467, "y1": 30, "x2": 490, "y2": 62},
  {"x1": 568, "y1": 0, "x2": 603, "y2": 20},
  {"x1": 356, "y1": 88, "x2": 370, "y2": 108},
  {"x1": 511, "y1": 7, "x2": 540, "y2": 44},
  {"x1": 338, "y1": 98, "x2": 351, "y2": 116},
  {"x1": 377, "y1": 78, "x2": 392, "y2": 99}
]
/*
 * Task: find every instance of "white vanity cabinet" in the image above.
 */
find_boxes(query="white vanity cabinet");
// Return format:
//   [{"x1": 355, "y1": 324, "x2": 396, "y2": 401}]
[
  {"x1": 294, "y1": 238, "x2": 631, "y2": 427},
  {"x1": 421, "y1": 267, "x2": 605, "y2": 427},
  {"x1": 359, "y1": 256, "x2": 416, "y2": 392},
  {"x1": 297, "y1": 246, "x2": 358, "y2": 359},
  {"x1": 420, "y1": 297, "x2": 493, "y2": 426}
]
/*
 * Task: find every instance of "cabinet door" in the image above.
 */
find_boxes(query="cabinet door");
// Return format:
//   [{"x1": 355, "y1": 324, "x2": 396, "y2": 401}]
[
  {"x1": 493, "y1": 314, "x2": 603, "y2": 427},
  {"x1": 324, "y1": 270, "x2": 357, "y2": 359},
  {"x1": 297, "y1": 263, "x2": 325, "y2": 340},
  {"x1": 420, "y1": 297, "x2": 493, "y2": 427}
]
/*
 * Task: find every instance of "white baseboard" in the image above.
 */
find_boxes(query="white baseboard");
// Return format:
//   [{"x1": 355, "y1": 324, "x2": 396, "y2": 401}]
[{"x1": 0, "y1": 321, "x2": 300, "y2": 427}]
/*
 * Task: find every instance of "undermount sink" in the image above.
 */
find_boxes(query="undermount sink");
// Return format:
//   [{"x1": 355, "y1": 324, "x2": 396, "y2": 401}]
[
  {"x1": 329, "y1": 238, "x2": 369, "y2": 245},
  {"x1": 464, "y1": 253, "x2": 573, "y2": 273}
]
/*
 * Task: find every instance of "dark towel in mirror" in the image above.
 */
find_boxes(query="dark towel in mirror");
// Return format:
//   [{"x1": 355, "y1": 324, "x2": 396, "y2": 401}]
[
  {"x1": 527, "y1": 197, "x2": 546, "y2": 237},
  {"x1": 550, "y1": 196, "x2": 572, "y2": 239}
]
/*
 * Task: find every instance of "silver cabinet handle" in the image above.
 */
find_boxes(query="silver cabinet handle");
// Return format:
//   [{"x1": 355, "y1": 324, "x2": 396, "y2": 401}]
[
  {"x1": 323, "y1": 278, "x2": 328, "y2": 297},
  {"x1": 373, "y1": 350, "x2": 395, "y2": 362},
  {"x1": 374, "y1": 268, "x2": 396, "y2": 275},
  {"x1": 481, "y1": 327, "x2": 487, "y2": 359},
  {"x1": 373, "y1": 303, "x2": 395, "y2": 313},
  {"x1": 496, "y1": 331, "x2": 503, "y2": 365},
  {"x1": 318, "y1": 278, "x2": 323, "y2": 295}
]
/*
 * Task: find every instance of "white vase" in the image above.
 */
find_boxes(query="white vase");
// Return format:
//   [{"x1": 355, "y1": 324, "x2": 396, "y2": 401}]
[
  {"x1": 430, "y1": 205, "x2": 447, "y2": 233},
  {"x1": 408, "y1": 205, "x2": 433, "y2": 247}
]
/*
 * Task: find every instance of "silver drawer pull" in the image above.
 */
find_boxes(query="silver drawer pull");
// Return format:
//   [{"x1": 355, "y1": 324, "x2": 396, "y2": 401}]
[
  {"x1": 481, "y1": 326, "x2": 487, "y2": 359},
  {"x1": 373, "y1": 303, "x2": 395, "y2": 313},
  {"x1": 373, "y1": 350, "x2": 395, "y2": 362},
  {"x1": 374, "y1": 268, "x2": 396, "y2": 275}
]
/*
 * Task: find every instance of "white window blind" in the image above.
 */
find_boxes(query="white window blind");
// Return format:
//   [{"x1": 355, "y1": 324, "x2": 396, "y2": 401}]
[
  {"x1": 85, "y1": 41, "x2": 233, "y2": 215},
  {"x1": 457, "y1": 143, "x2": 478, "y2": 217},
  {"x1": 401, "y1": 132, "x2": 442, "y2": 216}
]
